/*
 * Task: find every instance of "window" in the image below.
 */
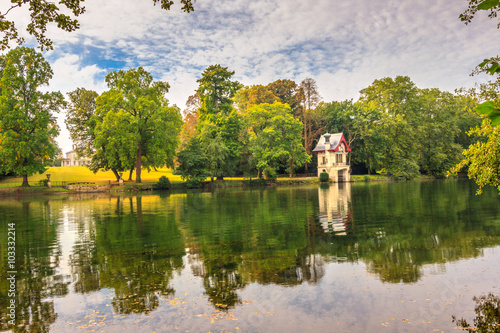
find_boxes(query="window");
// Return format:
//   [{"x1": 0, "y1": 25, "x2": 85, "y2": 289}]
[
  {"x1": 322, "y1": 156, "x2": 326, "y2": 165},
  {"x1": 336, "y1": 154, "x2": 343, "y2": 164}
]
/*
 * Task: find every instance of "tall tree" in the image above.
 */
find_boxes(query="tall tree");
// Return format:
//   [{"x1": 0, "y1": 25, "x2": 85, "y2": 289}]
[
  {"x1": 196, "y1": 64, "x2": 242, "y2": 122},
  {"x1": 298, "y1": 78, "x2": 323, "y2": 172},
  {"x1": 358, "y1": 76, "x2": 422, "y2": 179},
  {"x1": 0, "y1": 46, "x2": 64, "y2": 186},
  {"x1": 1, "y1": 0, "x2": 195, "y2": 50},
  {"x1": 244, "y1": 102, "x2": 310, "y2": 178},
  {"x1": 65, "y1": 88, "x2": 98, "y2": 158},
  {"x1": 95, "y1": 67, "x2": 182, "y2": 183},
  {"x1": 179, "y1": 93, "x2": 200, "y2": 149},
  {"x1": 196, "y1": 65, "x2": 243, "y2": 178}
]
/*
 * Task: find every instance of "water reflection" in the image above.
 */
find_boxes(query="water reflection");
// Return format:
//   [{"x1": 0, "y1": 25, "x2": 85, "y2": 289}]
[
  {"x1": 452, "y1": 293, "x2": 500, "y2": 332},
  {"x1": 318, "y1": 183, "x2": 352, "y2": 235},
  {"x1": 0, "y1": 181, "x2": 500, "y2": 332}
]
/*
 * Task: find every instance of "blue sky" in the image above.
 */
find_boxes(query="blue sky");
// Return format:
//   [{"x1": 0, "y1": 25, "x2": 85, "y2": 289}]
[{"x1": 4, "y1": 0, "x2": 500, "y2": 153}]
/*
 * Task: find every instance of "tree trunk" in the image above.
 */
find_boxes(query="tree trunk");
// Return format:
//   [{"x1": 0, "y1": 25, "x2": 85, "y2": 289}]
[
  {"x1": 217, "y1": 175, "x2": 224, "y2": 180},
  {"x1": 21, "y1": 174, "x2": 30, "y2": 187},
  {"x1": 111, "y1": 168, "x2": 120, "y2": 182},
  {"x1": 136, "y1": 141, "x2": 142, "y2": 183},
  {"x1": 289, "y1": 159, "x2": 294, "y2": 177},
  {"x1": 128, "y1": 167, "x2": 134, "y2": 181}
]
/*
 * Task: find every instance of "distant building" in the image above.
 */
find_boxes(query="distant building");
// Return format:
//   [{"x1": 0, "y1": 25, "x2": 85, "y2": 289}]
[
  {"x1": 313, "y1": 133, "x2": 351, "y2": 182},
  {"x1": 61, "y1": 145, "x2": 91, "y2": 167}
]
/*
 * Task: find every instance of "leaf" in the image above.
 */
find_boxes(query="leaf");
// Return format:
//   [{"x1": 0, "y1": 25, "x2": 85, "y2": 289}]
[
  {"x1": 476, "y1": 101, "x2": 496, "y2": 115},
  {"x1": 477, "y1": 0, "x2": 500, "y2": 10}
]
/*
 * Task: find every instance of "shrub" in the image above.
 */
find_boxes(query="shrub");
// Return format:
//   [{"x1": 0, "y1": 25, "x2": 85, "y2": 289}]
[
  {"x1": 154, "y1": 176, "x2": 171, "y2": 190},
  {"x1": 319, "y1": 172, "x2": 330, "y2": 183},
  {"x1": 264, "y1": 167, "x2": 277, "y2": 182}
]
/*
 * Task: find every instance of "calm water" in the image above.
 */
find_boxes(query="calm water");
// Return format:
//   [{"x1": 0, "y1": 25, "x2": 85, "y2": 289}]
[{"x1": 1, "y1": 180, "x2": 499, "y2": 332}]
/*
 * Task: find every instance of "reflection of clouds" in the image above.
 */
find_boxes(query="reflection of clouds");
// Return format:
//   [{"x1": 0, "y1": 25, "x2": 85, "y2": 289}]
[{"x1": 318, "y1": 183, "x2": 352, "y2": 235}]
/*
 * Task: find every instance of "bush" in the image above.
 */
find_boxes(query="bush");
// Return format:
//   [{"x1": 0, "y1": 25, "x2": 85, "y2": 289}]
[
  {"x1": 154, "y1": 176, "x2": 171, "y2": 190},
  {"x1": 264, "y1": 167, "x2": 277, "y2": 182},
  {"x1": 319, "y1": 172, "x2": 330, "y2": 183}
]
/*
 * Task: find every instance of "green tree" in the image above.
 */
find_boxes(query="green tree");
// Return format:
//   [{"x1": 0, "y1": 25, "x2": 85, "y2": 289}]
[
  {"x1": 65, "y1": 88, "x2": 99, "y2": 159},
  {"x1": 358, "y1": 76, "x2": 422, "y2": 179},
  {"x1": 196, "y1": 64, "x2": 242, "y2": 122},
  {"x1": 244, "y1": 102, "x2": 310, "y2": 178},
  {"x1": 199, "y1": 123, "x2": 228, "y2": 181},
  {"x1": 175, "y1": 137, "x2": 210, "y2": 187},
  {"x1": 94, "y1": 67, "x2": 182, "y2": 183},
  {"x1": 196, "y1": 65, "x2": 243, "y2": 177},
  {"x1": 0, "y1": 46, "x2": 64, "y2": 186},
  {"x1": 1, "y1": 0, "x2": 195, "y2": 51}
]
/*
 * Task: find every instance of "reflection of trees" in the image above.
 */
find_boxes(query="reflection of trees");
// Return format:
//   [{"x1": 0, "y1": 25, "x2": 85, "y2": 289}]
[
  {"x1": 452, "y1": 293, "x2": 500, "y2": 332},
  {"x1": 69, "y1": 195, "x2": 185, "y2": 315},
  {"x1": 312, "y1": 180, "x2": 500, "y2": 283},
  {"x1": 178, "y1": 187, "x2": 327, "y2": 309},
  {"x1": 0, "y1": 199, "x2": 66, "y2": 332}
]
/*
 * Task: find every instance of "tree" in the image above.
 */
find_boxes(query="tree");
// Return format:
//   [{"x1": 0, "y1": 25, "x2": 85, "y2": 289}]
[
  {"x1": 1, "y1": 0, "x2": 195, "y2": 51},
  {"x1": 0, "y1": 46, "x2": 64, "y2": 186},
  {"x1": 358, "y1": 76, "x2": 422, "y2": 179},
  {"x1": 298, "y1": 78, "x2": 323, "y2": 172},
  {"x1": 244, "y1": 102, "x2": 310, "y2": 178},
  {"x1": 196, "y1": 65, "x2": 243, "y2": 177},
  {"x1": 196, "y1": 64, "x2": 242, "y2": 122},
  {"x1": 175, "y1": 137, "x2": 210, "y2": 187},
  {"x1": 179, "y1": 93, "x2": 200, "y2": 149},
  {"x1": 199, "y1": 123, "x2": 228, "y2": 181},
  {"x1": 95, "y1": 67, "x2": 182, "y2": 183},
  {"x1": 65, "y1": 88, "x2": 98, "y2": 158}
]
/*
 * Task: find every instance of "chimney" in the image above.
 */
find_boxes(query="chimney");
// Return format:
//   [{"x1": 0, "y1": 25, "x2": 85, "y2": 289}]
[{"x1": 324, "y1": 133, "x2": 331, "y2": 150}]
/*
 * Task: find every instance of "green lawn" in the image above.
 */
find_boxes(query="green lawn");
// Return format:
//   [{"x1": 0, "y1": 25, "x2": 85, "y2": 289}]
[{"x1": 0, "y1": 166, "x2": 183, "y2": 187}]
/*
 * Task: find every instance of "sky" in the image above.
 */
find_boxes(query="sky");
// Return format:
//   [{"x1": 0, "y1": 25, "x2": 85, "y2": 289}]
[{"x1": 3, "y1": 0, "x2": 500, "y2": 154}]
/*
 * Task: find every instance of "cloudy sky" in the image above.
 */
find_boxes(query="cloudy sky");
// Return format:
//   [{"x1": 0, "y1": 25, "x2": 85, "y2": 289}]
[{"x1": 4, "y1": 0, "x2": 500, "y2": 153}]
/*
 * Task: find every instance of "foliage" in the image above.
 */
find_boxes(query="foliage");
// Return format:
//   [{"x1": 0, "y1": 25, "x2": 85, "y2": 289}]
[
  {"x1": 65, "y1": 88, "x2": 99, "y2": 159},
  {"x1": 450, "y1": 119, "x2": 500, "y2": 194},
  {"x1": 453, "y1": 293, "x2": 500, "y2": 332},
  {"x1": 244, "y1": 102, "x2": 310, "y2": 178},
  {"x1": 319, "y1": 172, "x2": 330, "y2": 182},
  {"x1": 154, "y1": 175, "x2": 171, "y2": 190},
  {"x1": 197, "y1": 64, "x2": 242, "y2": 122},
  {"x1": 199, "y1": 123, "x2": 228, "y2": 181},
  {"x1": 0, "y1": 47, "x2": 65, "y2": 186},
  {"x1": 175, "y1": 137, "x2": 210, "y2": 187},
  {"x1": 196, "y1": 65, "x2": 242, "y2": 177},
  {"x1": 1, "y1": 0, "x2": 195, "y2": 51},
  {"x1": 94, "y1": 67, "x2": 182, "y2": 183}
]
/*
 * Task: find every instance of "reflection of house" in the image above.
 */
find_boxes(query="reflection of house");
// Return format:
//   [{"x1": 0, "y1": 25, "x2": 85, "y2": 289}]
[
  {"x1": 61, "y1": 145, "x2": 91, "y2": 167},
  {"x1": 313, "y1": 133, "x2": 351, "y2": 182},
  {"x1": 318, "y1": 183, "x2": 352, "y2": 235}
]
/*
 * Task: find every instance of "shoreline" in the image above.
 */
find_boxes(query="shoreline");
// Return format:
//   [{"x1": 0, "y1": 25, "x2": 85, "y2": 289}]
[{"x1": 0, "y1": 175, "x2": 446, "y2": 198}]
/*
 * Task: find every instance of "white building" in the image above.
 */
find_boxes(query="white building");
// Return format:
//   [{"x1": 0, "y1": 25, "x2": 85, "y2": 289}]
[
  {"x1": 61, "y1": 145, "x2": 91, "y2": 167},
  {"x1": 313, "y1": 133, "x2": 351, "y2": 182}
]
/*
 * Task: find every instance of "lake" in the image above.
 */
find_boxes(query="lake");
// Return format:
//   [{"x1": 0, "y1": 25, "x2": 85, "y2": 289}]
[{"x1": 1, "y1": 179, "x2": 499, "y2": 332}]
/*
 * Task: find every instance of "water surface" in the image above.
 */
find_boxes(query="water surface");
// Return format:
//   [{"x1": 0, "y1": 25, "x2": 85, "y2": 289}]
[{"x1": 1, "y1": 180, "x2": 499, "y2": 332}]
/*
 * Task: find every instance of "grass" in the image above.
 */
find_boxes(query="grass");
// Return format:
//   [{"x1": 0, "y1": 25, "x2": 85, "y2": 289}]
[{"x1": 0, "y1": 166, "x2": 183, "y2": 187}]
